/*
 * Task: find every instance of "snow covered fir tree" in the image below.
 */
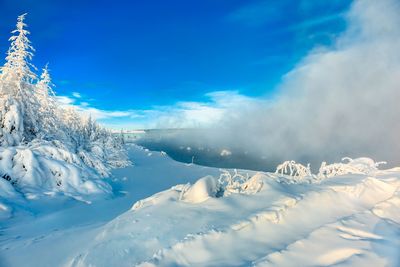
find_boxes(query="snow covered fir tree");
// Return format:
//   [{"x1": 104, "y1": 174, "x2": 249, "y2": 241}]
[{"x1": 0, "y1": 14, "x2": 129, "y2": 203}]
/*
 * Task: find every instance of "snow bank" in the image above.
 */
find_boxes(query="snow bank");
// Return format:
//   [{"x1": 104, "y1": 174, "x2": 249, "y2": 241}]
[
  {"x1": 1, "y1": 145, "x2": 398, "y2": 267},
  {"x1": 181, "y1": 175, "x2": 218, "y2": 203},
  {"x1": 0, "y1": 177, "x2": 19, "y2": 219},
  {"x1": 65, "y1": 155, "x2": 399, "y2": 267},
  {"x1": 0, "y1": 143, "x2": 112, "y2": 201}
]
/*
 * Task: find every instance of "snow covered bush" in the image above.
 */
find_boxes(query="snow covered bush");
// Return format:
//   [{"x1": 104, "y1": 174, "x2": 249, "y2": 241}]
[
  {"x1": 217, "y1": 169, "x2": 263, "y2": 196},
  {"x1": 274, "y1": 157, "x2": 387, "y2": 184},
  {"x1": 275, "y1": 160, "x2": 313, "y2": 183},
  {"x1": 0, "y1": 97, "x2": 24, "y2": 146},
  {"x1": 218, "y1": 169, "x2": 249, "y2": 194},
  {"x1": 0, "y1": 14, "x2": 129, "y2": 201},
  {"x1": 179, "y1": 170, "x2": 265, "y2": 202},
  {"x1": 318, "y1": 157, "x2": 386, "y2": 178}
]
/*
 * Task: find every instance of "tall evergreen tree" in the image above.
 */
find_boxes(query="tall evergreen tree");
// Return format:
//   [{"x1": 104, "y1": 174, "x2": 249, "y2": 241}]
[
  {"x1": 0, "y1": 13, "x2": 39, "y2": 141},
  {"x1": 36, "y1": 64, "x2": 58, "y2": 139},
  {"x1": 0, "y1": 13, "x2": 36, "y2": 96},
  {"x1": 0, "y1": 14, "x2": 129, "y2": 191}
]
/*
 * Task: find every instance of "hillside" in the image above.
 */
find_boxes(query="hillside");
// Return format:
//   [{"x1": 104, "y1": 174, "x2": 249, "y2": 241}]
[{"x1": 1, "y1": 144, "x2": 399, "y2": 267}]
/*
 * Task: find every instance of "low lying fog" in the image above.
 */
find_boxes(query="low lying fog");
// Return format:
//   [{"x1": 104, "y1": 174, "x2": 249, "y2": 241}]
[{"x1": 146, "y1": 0, "x2": 400, "y2": 171}]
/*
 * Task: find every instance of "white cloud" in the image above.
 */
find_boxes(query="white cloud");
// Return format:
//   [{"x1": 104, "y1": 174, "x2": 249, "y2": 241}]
[
  {"x1": 53, "y1": 0, "x2": 400, "y2": 169},
  {"x1": 55, "y1": 90, "x2": 256, "y2": 129},
  {"x1": 204, "y1": 0, "x2": 400, "y2": 167},
  {"x1": 55, "y1": 96, "x2": 75, "y2": 105},
  {"x1": 72, "y1": 92, "x2": 81, "y2": 98},
  {"x1": 55, "y1": 94, "x2": 138, "y2": 121}
]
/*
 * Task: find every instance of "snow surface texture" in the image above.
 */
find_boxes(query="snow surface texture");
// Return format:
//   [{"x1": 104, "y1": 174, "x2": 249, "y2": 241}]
[{"x1": 1, "y1": 145, "x2": 398, "y2": 267}]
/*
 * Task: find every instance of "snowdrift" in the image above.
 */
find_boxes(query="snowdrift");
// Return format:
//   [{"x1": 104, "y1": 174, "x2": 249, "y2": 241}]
[
  {"x1": 0, "y1": 143, "x2": 112, "y2": 198},
  {"x1": 66, "y1": 156, "x2": 400, "y2": 267}
]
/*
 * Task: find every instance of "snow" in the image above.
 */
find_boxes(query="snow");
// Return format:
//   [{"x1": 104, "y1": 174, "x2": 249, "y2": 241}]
[
  {"x1": 0, "y1": 143, "x2": 113, "y2": 202},
  {"x1": 1, "y1": 144, "x2": 399, "y2": 267},
  {"x1": 0, "y1": 8, "x2": 397, "y2": 267},
  {"x1": 0, "y1": 13, "x2": 130, "y2": 205},
  {"x1": 180, "y1": 175, "x2": 218, "y2": 203},
  {"x1": 220, "y1": 149, "x2": 232, "y2": 157}
]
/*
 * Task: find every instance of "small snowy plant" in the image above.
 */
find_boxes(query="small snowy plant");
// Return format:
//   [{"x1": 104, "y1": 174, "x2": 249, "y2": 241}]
[
  {"x1": 274, "y1": 157, "x2": 387, "y2": 184},
  {"x1": 218, "y1": 169, "x2": 249, "y2": 194},
  {"x1": 317, "y1": 157, "x2": 386, "y2": 178},
  {"x1": 179, "y1": 169, "x2": 264, "y2": 202},
  {"x1": 275, "y1": 161, "x2": 313, "y2": 183},
  {"x1": 217, "y1": 169, "x2": 263, "y2": 196}
]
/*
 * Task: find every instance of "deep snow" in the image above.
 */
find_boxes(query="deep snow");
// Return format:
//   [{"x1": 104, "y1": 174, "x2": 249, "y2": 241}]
[{"x1": 0, "y1": 144, "x2": 399, "y2": 267}]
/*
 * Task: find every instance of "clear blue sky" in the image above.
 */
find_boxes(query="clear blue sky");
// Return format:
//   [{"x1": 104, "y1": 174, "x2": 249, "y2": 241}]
[{"x1": 0, "y1": 0, "x2": 351, "y2": 128}]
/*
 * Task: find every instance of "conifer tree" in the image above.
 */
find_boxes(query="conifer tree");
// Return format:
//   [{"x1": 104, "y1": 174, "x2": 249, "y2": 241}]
[
  {"x1": 0, "y1": 13, "x2": 129, "y2": 190},
  {"x1": 0, "y1": 13, "x2": 39, "y2": 141},
  {"x1": 36, "y1": 64, "x2": 58, "y2": 139},
  {"x1": 1, "y1": 13, "x2": 36, "y2": 96}
]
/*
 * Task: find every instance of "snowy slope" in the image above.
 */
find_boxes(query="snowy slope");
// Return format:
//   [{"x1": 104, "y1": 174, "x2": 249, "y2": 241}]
[
  {"x1": 0, "y1": 144, "x2": 220, "y2": 267},
  {"x1": 1, "y1": 144, "x2": 399, "y2": 267}
]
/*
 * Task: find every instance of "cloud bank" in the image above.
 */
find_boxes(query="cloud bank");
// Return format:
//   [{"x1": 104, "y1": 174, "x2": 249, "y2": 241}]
[
  {"x1": 62, "y1": 0, "x2": 400, "y2": 168},
  {"x1": 149, "y1": 0, "x2": 400, "y2": 169},
  {"x1": 56, "y1": 91, "x2": 255, "y2": 130},
  {"x1": 211, "y1": 0, "x2": 400, "y2": 167}
]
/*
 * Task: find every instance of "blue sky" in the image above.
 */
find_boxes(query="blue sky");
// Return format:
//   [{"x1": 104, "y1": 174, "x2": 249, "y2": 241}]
[{"x1": 0, "y1": 0, "x2": 351, "y2": 128}]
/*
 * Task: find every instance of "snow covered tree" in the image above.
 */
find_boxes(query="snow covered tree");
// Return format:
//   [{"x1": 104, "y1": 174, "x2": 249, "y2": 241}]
[
  {"x1": 0, "y1": 13, "x2": 39, "y2": 142},
  {"x1": 36, "y1": 64, "x2": 54, "y2": 99},
  {"x1": 0, "y1": 14, "x2": 130, "y2": 198},
  {"x1": 35, "y1": 64, "x2": 59, "y2": 139},
  {"x1": 0, "y1": 13, "x2": 36, "y2": 90},
  {"x1": 60, "y1": 106, "x2": 84, "y2": 151},
  {"x1": 119, "y1": 129, "x2": 125, "y2": 145}
]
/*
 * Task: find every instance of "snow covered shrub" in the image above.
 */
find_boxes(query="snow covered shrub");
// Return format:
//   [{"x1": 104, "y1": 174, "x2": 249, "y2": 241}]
[
  {"x1": 217, "y1": 169, "x2": 263, "y2": 196},
  {"x1": 342, "y1": 157, "x2": 387, "y2": 174},
  {"x1": 318, "y1": 157, "x2": 386, "y2": 178},
  {"x1": 0, "y1": 97, "x2": 23, "y2": 146},
  {"x1": 0, "y1": 14, "x2": 129, "y2": 200},
  {"x1": 274, "y1": 157, "x2": 387, "y2": 184},
  {"x1": 275, "y1": 161, "x2": 313, "y2": 183},
  {"x1": 179, "y1": 171, "x2": 264, "y2": 203}
]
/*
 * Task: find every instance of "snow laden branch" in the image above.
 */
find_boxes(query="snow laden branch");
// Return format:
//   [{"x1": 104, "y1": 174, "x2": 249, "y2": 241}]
[{"x1": 0, "y1": 14, "x2": 130, "y2": 202}]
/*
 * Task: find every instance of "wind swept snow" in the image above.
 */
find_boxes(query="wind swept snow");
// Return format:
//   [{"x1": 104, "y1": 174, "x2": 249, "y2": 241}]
[
  {"x1": 0, "y1": 145, "x2": 399, "y2": 266},
  {"x1": 1, "y1": 145, "x2": 392, "y2": 267}
]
